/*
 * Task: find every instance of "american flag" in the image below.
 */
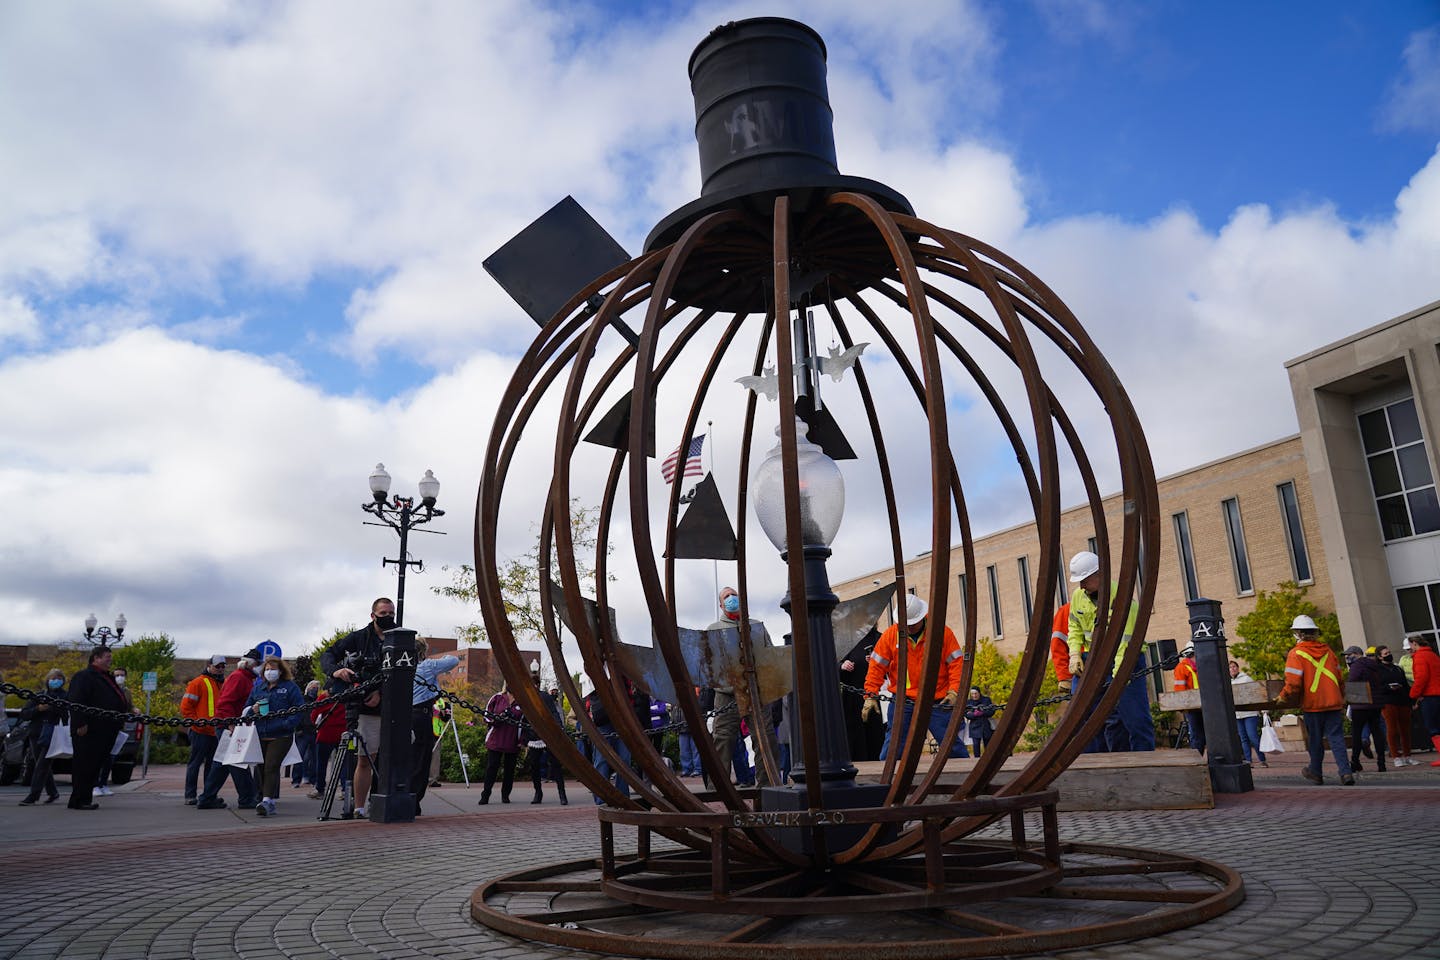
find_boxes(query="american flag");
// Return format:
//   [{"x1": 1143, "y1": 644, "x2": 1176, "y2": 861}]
[{"x1": 662, "y1": 434, "x2": 705, "y2": 484}]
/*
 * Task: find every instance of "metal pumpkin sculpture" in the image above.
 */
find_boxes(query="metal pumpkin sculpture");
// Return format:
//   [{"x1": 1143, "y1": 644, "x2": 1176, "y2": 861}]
[{"x1": 471, "y1": 17, "x2": 1242, "y2": 958}]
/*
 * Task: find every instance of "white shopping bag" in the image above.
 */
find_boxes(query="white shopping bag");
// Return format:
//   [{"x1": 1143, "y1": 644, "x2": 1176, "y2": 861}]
[
  {"x1": 214, "y1": 729, "x2": 232, "y2": 760},
  {"x1": 46, "y1": 720, "x2": 73, "y2": 759},
  {"x1": 1259, "y1": 713, "x2": 1283, "y2": 754},
  {"x1": 223, "y1": 724, "x2": 264, "y2": 766},
  {"x1": 110, "y1": 731, "x2": 129, "y2": 756},
  {"x1": 281, "y1": 738, "x2": 303, "y2": 770}
]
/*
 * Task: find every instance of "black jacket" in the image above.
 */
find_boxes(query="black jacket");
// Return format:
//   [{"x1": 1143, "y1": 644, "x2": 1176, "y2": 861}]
[
  {"x1": 1374, "y1": 659, "x2": 1411, "y2": 706},
  {"x1": 67, "y1": 667, "x2": 128, "y2": 734},
  {"x1": 321, "y1": 624, "x2": 386, "y2": 714},
  {"x1": 963, "y1": 695, "x2": 997, "y2": 739},
  {"x1": 20, "y1": 688, "x2": 68, "y2": 737}
]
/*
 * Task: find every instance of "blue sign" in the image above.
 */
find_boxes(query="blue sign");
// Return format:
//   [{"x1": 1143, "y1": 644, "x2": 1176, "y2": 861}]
[{"x1": 257, "y1": 640, "x2": 283, "y2": 660}]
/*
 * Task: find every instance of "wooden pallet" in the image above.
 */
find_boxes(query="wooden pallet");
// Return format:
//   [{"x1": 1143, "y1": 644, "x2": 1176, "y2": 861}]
[{"x1": 852, "y1": 749, "x2": 1214, "y2": 812}]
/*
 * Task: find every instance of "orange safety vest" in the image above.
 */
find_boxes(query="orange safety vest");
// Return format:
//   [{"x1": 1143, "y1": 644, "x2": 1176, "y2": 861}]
[
  {"x1": 864, "y1": 623, "x2": 964, "y2": 701},
  {"x1": 1173, "y1": 657, "x2": 1200, "y2": 692},
  {"x1": 1281, "y1": 640, "x2": 1345, "y2": 712},
  {"x1": 1051, "y1": 604, "x2": 1072, "y2": 683}
]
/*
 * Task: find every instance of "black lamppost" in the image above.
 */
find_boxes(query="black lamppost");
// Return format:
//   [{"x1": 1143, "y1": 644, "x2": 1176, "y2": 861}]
[
  {"x1": 751, "y1": 421, "x2": 854, "y2": 786},
  {"x1": 83, "y1": 612, "x2": 127, "y2": 647},
  {"x1": 362, "y1": 463, "x2": 444, "y2": 628}
]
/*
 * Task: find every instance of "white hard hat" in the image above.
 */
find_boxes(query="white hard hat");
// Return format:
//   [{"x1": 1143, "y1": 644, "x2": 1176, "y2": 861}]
[
  {"x1": 904, "y1": 594, "x2": 928, "y2": 626},
  {"x1": 1290, "y1": 615, "x2": 1318, "y2": 632},
  {"x1": 1068, "y1": 551, "x2": 1101, "y2": 583}
]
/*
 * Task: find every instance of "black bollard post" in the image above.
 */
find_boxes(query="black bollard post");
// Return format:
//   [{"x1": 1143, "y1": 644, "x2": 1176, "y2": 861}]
[
  {"x1": 1186, "y1": 598, "x2": 1253, "y2": 794},
  {"x1": 369, "y1": 627, "x2": 417, "y2": 822}
]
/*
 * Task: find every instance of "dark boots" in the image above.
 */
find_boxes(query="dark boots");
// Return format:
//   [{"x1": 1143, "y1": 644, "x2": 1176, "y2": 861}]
[{"x1": 531, "y1": 788, "x2": 542, "y2": 805}]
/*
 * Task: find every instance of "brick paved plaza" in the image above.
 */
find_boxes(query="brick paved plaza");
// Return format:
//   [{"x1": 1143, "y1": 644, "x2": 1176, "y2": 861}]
[{"x1": 1, "y1": 755, "x2": 1436, "y2": 960}]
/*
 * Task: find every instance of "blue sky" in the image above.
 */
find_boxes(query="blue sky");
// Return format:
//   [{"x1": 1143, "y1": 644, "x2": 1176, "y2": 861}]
[{"x1": 0, "y1": 0, "x2": 1437, "y2": 656}]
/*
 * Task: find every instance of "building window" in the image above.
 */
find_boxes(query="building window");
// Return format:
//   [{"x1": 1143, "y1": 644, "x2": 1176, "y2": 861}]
[
  {"x1": 1173, "y1": 511, "x2": 1200, "y2": 602},
  {"x1": 956, "y1": 573, "x2": 968, "y2": 633},
  {"x1": 1397, "y1": 580, "x2": 1440, "y2": 646},
  {"x1": 1277, "y1": 481, "x2": 1313, "y2": 583},
  {"x1": 1056, "y1": 550, "x2": 1068, "y2": 610},
  {"x1": 1017, "y1": 556, "x2": 1033, "y2": 629},
  {"x1": 986, "y1": 564, "x2": 1002, "y2": 638},
  {"x1": 1358, "y1": 397, "x2": 1440, "y2": 541},
  {"x1": 1086, "y1": 536, "x2": 1098, "y2": 555},
  {"x1": 1221, "y1": 498, "x2": 1253, "y2": 595}
]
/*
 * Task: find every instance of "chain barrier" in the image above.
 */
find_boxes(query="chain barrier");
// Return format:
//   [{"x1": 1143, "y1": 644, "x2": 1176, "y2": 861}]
[
  {"x1": 412, "y1": 675, "x2": 737, "y2": 743},
  {"x1": 0, "y1": 674, "x2": 384, "y2": 729}
]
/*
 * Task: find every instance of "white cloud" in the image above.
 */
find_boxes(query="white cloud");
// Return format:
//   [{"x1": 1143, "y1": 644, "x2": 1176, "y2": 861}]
[
  {"x1": 1381, "y1": 27, "x2": 1440, "y2": 135},
  {"x1": 0, "y1": 295, "x2": 41, "y2": 345}
]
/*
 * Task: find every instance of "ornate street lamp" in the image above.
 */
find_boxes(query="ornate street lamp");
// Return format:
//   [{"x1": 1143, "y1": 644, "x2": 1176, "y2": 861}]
[
  {"x1": 750, "y1": 420, "x2": 854, "y2": 787},
  {"x1": 83, "y1": 612, "x2": 127, "y2": 647},
  {"x1": 361, "y1": 464, "x2": 445, "y2": 627}
]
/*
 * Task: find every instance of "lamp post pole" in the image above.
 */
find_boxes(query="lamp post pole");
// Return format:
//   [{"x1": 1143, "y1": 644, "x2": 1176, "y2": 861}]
[{"x1": 361, "y1": 464, "x2": 445, "y2": 628}]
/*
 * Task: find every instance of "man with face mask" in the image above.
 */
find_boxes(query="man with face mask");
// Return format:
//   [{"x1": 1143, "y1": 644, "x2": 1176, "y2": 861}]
[
  {"x1": 196, "y1": 649, "x2": 263, "y2": 810},
  {"x1": 180, "y1": 655, "x2": 228, "y2": 804},
  {"x1": 863, "y1": 594, "x2": 968, "y2": 760},
  {"x1": 320, "y1": 597, "x2": 396, "y2": 818},
  {"x1": 1066, "y1": 551, "x2": 1154, "y2": 752},
  {"x1": 706, "y1": 587, "x2": 766, "y2": 788}
]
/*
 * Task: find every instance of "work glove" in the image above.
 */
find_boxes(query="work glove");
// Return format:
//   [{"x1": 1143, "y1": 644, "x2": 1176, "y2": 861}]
[
  {"x1": 1068, "y1": 654, "x2": 1083, "y2": 676},
  {"x1": 940, "y1": 690, "x2": 959, "y2": 709},
  {"x1": 861, "y1": 697, "x2": 879, "y2": 723}
]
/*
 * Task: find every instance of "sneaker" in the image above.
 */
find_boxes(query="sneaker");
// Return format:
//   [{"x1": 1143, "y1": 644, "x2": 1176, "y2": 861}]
[
  {"x1": 184, "y1": 798, "x2": 197, "y2": 806},
  {"x1": 18, "y1": 797, "x2": 36, "y2": 806},
  {"x1": 196, "y1": 798, "x2": 227, "y2": 810},
  {"x1": 1301, "y1": 768, "x2": 1323, "y2": 785},
  {"x1": 306, "y1": 790, "x2": 322, "y2": 800},
  {"x1": 1259, "y1": 760, "x2": 1269, "y2": 768},
  {"x1": 96, "y1": 786, "x2": 113, "y2": 796},
  {"x1": 255, "y1": 802, "x2": 268, "y2": 817},
  {"x1": 354, "y1": 806, "x2": 366, "y2": 818},
  {"x1": 1341, "y1": 773, "x2": 1357, "y2": 785}
]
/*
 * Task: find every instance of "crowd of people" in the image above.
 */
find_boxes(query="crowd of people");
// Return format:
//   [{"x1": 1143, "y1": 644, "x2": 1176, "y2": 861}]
[{"x1": 11, "y1": 577, "x2": 1440, "y2": 813}]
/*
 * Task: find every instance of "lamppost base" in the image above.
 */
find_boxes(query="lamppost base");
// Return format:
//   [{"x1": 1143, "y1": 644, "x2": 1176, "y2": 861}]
[
  {"x1": 759, "y1": 782, "x2": 892, "y2": 856},
  {"x1": 367, "y1": 791, "x2": 416, "y2": 823},
  {"x1": 1207, "y1": 760, "x2": 1255, "y2": 794}
]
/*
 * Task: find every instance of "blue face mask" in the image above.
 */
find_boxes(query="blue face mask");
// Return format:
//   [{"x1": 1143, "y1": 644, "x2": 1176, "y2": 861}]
[
  {"x1": 723, "y1": 595, "x2": 740, "y2": 614},
  {"x1": 48, "y1": 678, "x2": 64, "y2": 690}
]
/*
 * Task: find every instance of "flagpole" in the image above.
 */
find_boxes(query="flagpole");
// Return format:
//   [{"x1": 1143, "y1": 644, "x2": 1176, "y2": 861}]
[{"x1": 709, "y1": 418, "x2": 720, "y2": 619}]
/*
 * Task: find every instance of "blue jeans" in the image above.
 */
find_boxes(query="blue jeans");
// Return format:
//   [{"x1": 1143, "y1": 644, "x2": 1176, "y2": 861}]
[
  {"x1": 1103, "y1": 653, "x2": 1155, "y2": 751},
  {"x1": 1303, "y1": 710, "x2": 1351, "y2": 777},
  {"x1": 880, "y1": 700, "x2": 969, "y2": 760},
  {"x1": 199, "y1": 755, "x2": 257, "y2": 807},
  {"x1": 1236, "y1": 715, "x2": 1263, "y2": 763},
  {"x1": 1071, "y1": 672, "x2": 1109, "y2": 753},
  {"x1": 592, "y1": 727, "x2": 632, "y2": 804},
  {"x1": 1184, "y1": 710, "x2": 1206, "y2": 754},
  {"x1": 184, "y1": 733, "x2": 219, "y2": 800},
  {"x1": 677, "y1": 732, "x2": 701, "y2": 775},
  {"x1": 732, "y1": 733, "x2": 753, "y2": 784}
]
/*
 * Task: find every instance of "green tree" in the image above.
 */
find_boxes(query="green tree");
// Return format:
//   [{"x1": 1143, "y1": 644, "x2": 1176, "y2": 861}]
[
  {"x1": 312, "y1": 625, "x2": 358, "y2": 681},
  {"x1": 965, "y1": 637, "x2": 1062, "y2": 751},
  {"x1": 1231, "y1": 581, "x2": 1341, "y2": 680},
  {"x1": 435, "y1": 498, "x2": 608, "y2": 647},
  {"x1": 112, "y1": 634, "x2": 178, "y2": 688}
]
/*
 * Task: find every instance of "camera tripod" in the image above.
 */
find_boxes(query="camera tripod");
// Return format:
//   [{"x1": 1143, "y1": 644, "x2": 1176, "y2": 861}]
[{"x1": 317, "y1": 729, "x2": 376, "y2": 821}]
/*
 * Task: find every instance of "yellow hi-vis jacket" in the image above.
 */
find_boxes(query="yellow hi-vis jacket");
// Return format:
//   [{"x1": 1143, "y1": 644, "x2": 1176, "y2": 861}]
[{"x1": 1068, "y1": 583, "x2": 1139, "y2": 678}]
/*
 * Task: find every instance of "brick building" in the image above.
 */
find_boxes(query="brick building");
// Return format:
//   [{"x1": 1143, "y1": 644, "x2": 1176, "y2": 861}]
[
  {"x1": 423, "y1": 637, "x2": 543, "y2": 696},
  {"x1": 833, "y1": 435, "x2": 1330, "y2": 669}
]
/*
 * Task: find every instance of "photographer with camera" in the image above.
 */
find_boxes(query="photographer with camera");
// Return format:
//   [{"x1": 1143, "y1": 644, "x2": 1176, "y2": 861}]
[{"x1": 320, "y1": 597, "x2": 394, "y2": 819}]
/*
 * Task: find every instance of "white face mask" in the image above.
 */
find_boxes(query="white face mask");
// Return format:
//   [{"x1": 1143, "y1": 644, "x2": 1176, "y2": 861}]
[
  {"x1": 115, "y1": 676, "x2": 126, "y2": 686},
  {"x1": 253, "y1": 665, "x2": 263, "y2": 677},
  {"x1": 264, "y1": 669, "x2": 280, "y2": 683}
]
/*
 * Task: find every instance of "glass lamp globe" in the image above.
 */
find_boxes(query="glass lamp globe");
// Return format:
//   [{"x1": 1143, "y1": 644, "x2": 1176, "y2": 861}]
[
  {"x1": 368, "y1": 463, "x2": 392, "y2": 502},
  {"x1": 85, "y1": 613, "x2": 98, "y2": 634},
  {"x1": 751, "y1": 420, "x2": 845, "y2": 550},
  {"x1": 115, "y1": 613, "x2": 127, "y2": 634},
  {"x1": 418, "y1": 469, "x2": 441, "y2": 507}
]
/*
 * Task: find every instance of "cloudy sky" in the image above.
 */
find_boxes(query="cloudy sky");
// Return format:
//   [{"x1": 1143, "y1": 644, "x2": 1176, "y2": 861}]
[{"x1": 1, "y1": 0, "x2": 1437, "y2": 662}]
